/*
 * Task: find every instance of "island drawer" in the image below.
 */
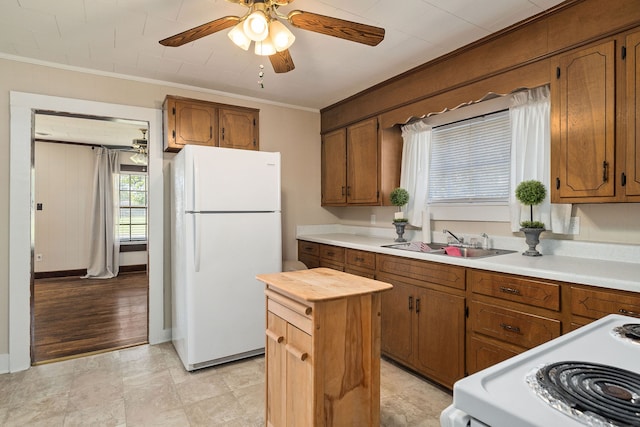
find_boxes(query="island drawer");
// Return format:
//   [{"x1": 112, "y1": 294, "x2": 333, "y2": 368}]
[
  {"x1": 266, "y1": 288, "x2": 313, "y2": 335},
  {"x1": 469, "y1": 270, "x2": 560, "y2": 311}
]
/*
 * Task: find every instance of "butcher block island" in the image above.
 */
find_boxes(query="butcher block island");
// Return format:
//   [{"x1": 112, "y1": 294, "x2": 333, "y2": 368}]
[{"x1": 256, "y1": 268, "x2": 393, "y2": 427}]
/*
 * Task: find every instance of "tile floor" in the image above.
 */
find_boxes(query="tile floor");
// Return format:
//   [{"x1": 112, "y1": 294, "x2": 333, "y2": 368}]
[{"x1": 0, "y1": 343, "x2": 452, "y2": 426}]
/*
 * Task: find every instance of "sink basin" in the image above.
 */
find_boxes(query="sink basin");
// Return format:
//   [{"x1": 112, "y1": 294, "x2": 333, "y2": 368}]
[
  {"x1": 382, "y1": 242, "x2": 446, "y2": 253},
  {"x1": 382, "y1": 242, "x2": 515, "y2": 258},
  {"x1": 437, "y1": 247, "x2": 517, "y2": 258}
]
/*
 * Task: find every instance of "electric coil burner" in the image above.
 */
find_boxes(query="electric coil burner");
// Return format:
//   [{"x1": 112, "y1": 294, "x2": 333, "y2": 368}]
[
  {"x1": 613, "y1": 323, "x2": 640, "y2": 343},
  {"x1": 528, "y1": 361, "x2": 640, "y2": 426},
  {"x1": 441, "y1": 315, "x2": 640, "y2": 427}
]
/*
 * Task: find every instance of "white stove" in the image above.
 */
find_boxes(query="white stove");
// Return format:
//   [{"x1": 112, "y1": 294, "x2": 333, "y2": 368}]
[{"x1": 441, "y1": 314, "x2": 640, "y2": 427}]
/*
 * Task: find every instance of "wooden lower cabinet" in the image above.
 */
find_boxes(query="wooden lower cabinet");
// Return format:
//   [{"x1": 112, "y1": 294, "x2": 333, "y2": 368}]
[
  {"x1": 379, "y1": 274, "x2": 465, "y2": 388},
  {"x1": 571, "y1": 285, "x2": 640, "y2": 322},
  {"x1": 467, "y1": 336, "x2": 519, "y2": 374},
  {"x1": 259, "y1": 269, "x2": 392, "y2": 427}
]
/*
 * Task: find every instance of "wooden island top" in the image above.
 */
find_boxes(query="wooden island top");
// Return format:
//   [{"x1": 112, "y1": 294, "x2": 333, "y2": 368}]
[{"x1": 256, "y1": 267, "x2": 393, "y2": 302}]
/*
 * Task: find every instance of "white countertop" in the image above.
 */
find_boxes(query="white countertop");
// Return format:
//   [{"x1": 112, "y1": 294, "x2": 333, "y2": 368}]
[{"x1": 297, "y1": 225, "x2": 640, "y2": 293}]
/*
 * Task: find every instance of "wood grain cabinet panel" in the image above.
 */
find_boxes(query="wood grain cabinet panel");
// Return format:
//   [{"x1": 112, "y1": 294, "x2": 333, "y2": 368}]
[
  {"x1": 470, "y1": 301, "x2": 561, "y2": 349},
  {"x1": 467, "y1": 336, "x2": 519, "y2": 374},
  {"x1": 218, "y1": 107, "x2": 259, "y2": 151},
  {"x1": 571, "y1": 286, "x2": 640, "y2": 320},
  {"x1": 469, "y1": 270, "x2": 560, "y2": 311},
  {"x1": 626, "y1": 30, "x2": 640, "y2": 197},
  {"x1": 377, "y1": 254, "x2": 466, "y2": 290}
]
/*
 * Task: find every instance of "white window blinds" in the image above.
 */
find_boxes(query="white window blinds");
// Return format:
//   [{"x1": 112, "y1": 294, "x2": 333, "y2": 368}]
[{"x1": 428, "y1": 110, "x2": 511, "y2": 203}]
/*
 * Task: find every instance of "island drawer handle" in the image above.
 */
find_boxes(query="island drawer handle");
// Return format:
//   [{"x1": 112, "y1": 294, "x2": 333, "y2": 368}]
[
  {"x1": 500, "y1": 323, "x2": 521, "y2": 334},
  {"x1": 265, "y1": 329, "x2": 284, "y2": 343},
  {"x1": 285, "y1": 344, "x2": 308, "y2": 361},
  {"x1": 265, "y1": 289, "x2": 312, "y2": 316},
  {"x1": 499, "y1": 286, "x2": 521, "y2": 295},
  {"x1": 619, "y1": 308, "x2": 640, "y2": 317}
]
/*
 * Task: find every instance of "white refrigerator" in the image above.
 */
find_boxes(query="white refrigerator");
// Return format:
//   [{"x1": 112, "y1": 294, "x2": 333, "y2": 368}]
[{"x1": 170, "y1": 145, "x2": 282, "y2": 371}]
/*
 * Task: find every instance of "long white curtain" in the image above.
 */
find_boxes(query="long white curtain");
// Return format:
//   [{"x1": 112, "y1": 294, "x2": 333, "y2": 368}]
[
  {"x1": 84, "y1": 147, "x2": 120, "y2": 279},
  {"x1": 400, "y1": 121, "x2": 432, "y2": 226},
  {"x1": 509, "y1": 86, "x2": 572, "y2": 233}
]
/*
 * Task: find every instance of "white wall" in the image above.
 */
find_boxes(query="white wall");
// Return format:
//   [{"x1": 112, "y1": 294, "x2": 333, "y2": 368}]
[{"x1": 0, "y1": 57, "x2": 338, "y2": 370}]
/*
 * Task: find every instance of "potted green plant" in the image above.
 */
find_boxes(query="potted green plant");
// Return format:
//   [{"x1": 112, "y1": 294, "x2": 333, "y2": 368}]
[
  {"x1": 390, "y1": 187, "x2": 410, "y2": 242},
  {"x1": 515, "y1": 180, "x2": 546, "y2": 256}
]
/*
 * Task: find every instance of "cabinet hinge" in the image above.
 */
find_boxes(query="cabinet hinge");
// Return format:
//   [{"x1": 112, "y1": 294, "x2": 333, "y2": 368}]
[
  {"x1": 622, "y1": 46, "x2": 627, "y2": 60},
  {"x1": 556, "y1": 177, "x2": 560, "y2": 190},
  {"x1": 253, "y1": 118, "x2": 256, "y2": 126},
  {"x1": 172, "y1": 107, "x2": 175, "y2": 116},
  {"x1": 465, "y1": 306, "x2": 469, "y2": 318},
  {"x1": 556, "y1": 67, "x2": 561, "y2": 79},
  {"x1": 172, "y1": 129, "x2": 175, "y2": 139},
  {"x1": 377, "y1": 121, "x2": 380, "y2": 131},
  {"x1": 621, "y1": 172, "x2": 627, "y2": 187}
]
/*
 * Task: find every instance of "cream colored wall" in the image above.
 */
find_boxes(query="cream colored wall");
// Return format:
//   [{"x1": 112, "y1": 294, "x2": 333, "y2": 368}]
[
  {"x1": 0, "y1": 58, "x2": 337, "y2": 357},
  {"x1": 330, "y1": 204, "x2": 640, "y2": 245}
]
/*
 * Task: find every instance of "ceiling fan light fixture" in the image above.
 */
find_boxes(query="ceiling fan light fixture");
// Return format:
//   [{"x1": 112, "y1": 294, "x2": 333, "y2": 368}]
[
  {"x1": 243, "y1": 10, "x2": 269, "y2": 42},
  {"x1": 269, "y1": 20, "x2": 295, "y2": 52},
  {"x1": 228, "y1": 22, "x2": 251, "y2": 50},
  {"x1": 254, "y1": 35, "x2": 276, "y2": 56}
]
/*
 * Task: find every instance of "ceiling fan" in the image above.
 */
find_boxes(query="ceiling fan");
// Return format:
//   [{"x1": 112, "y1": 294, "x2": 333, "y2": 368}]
[{"x1": 159, "y1": 0, "x2": 385, "y2": 74}]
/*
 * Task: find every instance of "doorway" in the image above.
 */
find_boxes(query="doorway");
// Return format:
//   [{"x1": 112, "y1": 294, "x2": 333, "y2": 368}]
[
  {"x1": 9, "y1": 92, "x2": 168, "y2": 373},
  {"x1": 32, "y1": 113, "x2": 150, "y2": 363}
]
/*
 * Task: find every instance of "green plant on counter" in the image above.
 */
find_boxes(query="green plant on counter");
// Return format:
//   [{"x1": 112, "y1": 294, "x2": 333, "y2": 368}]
[
  {"x1": 515, "y1": 180, "x2": 546, "y2": 229},
  {"x1": 390, "y1": 187, "x2": 410, "y2": 222}
]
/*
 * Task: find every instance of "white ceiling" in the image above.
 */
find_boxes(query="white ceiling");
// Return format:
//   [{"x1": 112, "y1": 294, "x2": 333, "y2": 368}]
[{"x1": 3, "y1": 0, "x2": 566, "y2": 111}]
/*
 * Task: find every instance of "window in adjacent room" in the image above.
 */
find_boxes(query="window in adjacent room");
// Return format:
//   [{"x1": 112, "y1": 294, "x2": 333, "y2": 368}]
[
  {"x1": 118, "y1": 166, "x2": 147, "y2": 243},
  {"x1": 428, "y1": 109, "x2": 511, "y2": 204}
]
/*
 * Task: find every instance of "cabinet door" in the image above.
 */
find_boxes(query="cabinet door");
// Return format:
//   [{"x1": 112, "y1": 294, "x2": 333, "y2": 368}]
[
  {"x1": 554, "y1": 40, "x2": 616, "y2": 200},
  {"x1": 266, "y1": 312, "x2": 287, "y2": 427},
  {"x1": 285, "y1": 324, "x2": 312, "y2": 427},
  {"x1": 171, "y1": 99, "x2": 217, "y2": 149},
  {"x1": 467, "y1": 336, "x2": 519, "y2": 375},
  {"x1": 414, "y1": 288, "x2": 465, "y2": 387},
  {"x1": 347, "y1": 117, "x2": 379, "y2": 204},
  {"x1": 321, "y1": 128, "x2": 347, "y2": 205},
  {"x1": 626, "y1": 31, "x2": 640, "y2": 196},
  {"x1": 380, "y1": 279, "x2": 414, "y2": 364},
  {"x1": 219, "y1": 108, "x2": 258, "y2": 150}
]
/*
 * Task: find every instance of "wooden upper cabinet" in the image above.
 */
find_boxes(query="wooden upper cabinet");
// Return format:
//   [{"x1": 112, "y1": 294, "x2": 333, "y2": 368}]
[
  {"x1": 321, "y1": 117, "x2": 402, "y2": 206},
  {"x1": 218, "y1": 107, "x2": 259, "y2": 151},
  {"x1": 163, "y1": 95, "x2": 259, "y2": 152},
  {"x1": 626, "y1": 31, "x2": 640, "y2": 198},
  {"x1": 321, "y1": 128, "x2": 347, "y2": 205},
  {"x1": 552, "y1": 39, "x2": 616, "y2": 201},
  {"x1": 164, "y1": 97, "x2": 217, "y2": 151}
]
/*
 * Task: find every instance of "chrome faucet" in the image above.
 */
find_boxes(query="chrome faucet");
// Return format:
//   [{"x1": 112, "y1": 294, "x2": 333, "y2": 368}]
[{"x1": 443, "y1": 229, "x2": 464, "y2": 245}]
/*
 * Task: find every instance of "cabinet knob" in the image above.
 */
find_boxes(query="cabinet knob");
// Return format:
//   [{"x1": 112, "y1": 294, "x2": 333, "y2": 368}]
[
  {"x1": 266, "y1": 329, "x2": 284, "y2": 343},
  {"x1": 285, "y1": 344, "x2": 308, "y2": 361}
]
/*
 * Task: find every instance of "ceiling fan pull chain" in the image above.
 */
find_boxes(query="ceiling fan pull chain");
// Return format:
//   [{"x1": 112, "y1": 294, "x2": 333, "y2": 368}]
[{"x1": 258, "y1": 64, "x2": 265, "y2": 88}]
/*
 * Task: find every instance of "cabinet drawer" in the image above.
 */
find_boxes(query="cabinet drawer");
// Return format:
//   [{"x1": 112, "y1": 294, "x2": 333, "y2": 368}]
[
  {"x1": 377, "y1": 255, "x2": 465, "y2": 290},
  {"x1": 266, "y1": 289, "x2": 313, "y2": 335},
  {"x1": 298, "y1": 241, "x2": 319, "y2": 257},
  {"x1": 346, "y1": 249, "x2": 375, "y2": 270},
  {"x1": 467, "y1": 336, "x2": 519, "y2": 375},
  {"x1": 470, "y1": 301, "x2": 561, "y2": 349},
  {"x1": 469, "y1": 270, "x2": 560, "y2": 311},
  {"x1": 571, "y1": 286, "x2": 640, "y2": 320},
  {"x1": 320, "y1": 245, "x2": 345, "y2": 263}
]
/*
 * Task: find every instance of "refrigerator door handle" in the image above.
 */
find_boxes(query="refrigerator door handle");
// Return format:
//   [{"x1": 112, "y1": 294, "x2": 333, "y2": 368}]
[{"x1": 193, "y1": 214, "x2": 201, "y2": 272}]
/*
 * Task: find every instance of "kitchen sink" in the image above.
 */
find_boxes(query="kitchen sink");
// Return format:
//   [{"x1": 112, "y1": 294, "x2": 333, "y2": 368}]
[
  {"x1": 382, "y1": 242, "x2": 516, "y2": 258},
  {"x1": 382, "y1": 242, "x2": 447, "y2": 253}
]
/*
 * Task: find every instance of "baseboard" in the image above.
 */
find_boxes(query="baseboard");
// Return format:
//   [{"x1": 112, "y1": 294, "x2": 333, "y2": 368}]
[
  {"x1": 34, "y1": 265, "x2": 147, "y2": 279},
  {"x1": 0, "y1": 353, "x2": 8, "y2": 374}
]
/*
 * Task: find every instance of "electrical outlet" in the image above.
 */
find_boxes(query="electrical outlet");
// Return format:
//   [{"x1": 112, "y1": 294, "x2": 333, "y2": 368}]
[
  {"x1": 567, "y1": 217, "x2": 580, "y2": 235},
  {"x1": 36, "y1": 254, "x2": 43, "y2": 261}
]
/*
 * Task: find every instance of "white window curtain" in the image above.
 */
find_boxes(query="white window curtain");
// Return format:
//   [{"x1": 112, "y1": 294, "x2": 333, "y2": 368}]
[
  {"x1": 83, "y1": 147, "x2": 121, "y2": 279},
  {"x1": 509, "y1": 86, "x2": 572, "y2": 233},
  {"x1": 400, "y1": 121, "x2": 432, "y2": 227}
]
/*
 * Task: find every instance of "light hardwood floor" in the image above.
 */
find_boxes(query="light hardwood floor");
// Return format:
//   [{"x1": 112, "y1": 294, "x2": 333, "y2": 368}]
[{"x1": 32, "y1": 272, "x2": 148, "y2": 364}]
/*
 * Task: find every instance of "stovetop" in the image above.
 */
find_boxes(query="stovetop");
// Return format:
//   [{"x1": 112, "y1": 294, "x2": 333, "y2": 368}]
[{"x1": 452, "y1": 314, "x2": 640, "y2": 427}]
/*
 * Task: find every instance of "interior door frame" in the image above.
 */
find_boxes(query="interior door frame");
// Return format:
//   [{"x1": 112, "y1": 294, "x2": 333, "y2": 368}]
[{"x1": 9, "y1": 91, "x2": 169, "y2": 372}]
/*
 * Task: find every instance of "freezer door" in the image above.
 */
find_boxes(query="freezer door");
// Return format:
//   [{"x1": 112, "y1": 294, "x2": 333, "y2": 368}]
[
  {"x1": 184, "y1": 211, "x2": 282, "y2": 366},
  {"x1": 183, "y1": 145, "x2": 281, "y2": 212}
]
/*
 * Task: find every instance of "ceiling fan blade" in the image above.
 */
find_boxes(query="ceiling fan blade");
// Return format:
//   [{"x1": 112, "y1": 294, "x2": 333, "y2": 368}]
[
  {"x1": 159, "y1": 16, "x2": 240, "y2": 47},
  {"x1": 287, "y1": 11, "x2": 384, "y2": 46},
  {"x1": 269, "y1": 49, "x2": 295, "y2": 73}
]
